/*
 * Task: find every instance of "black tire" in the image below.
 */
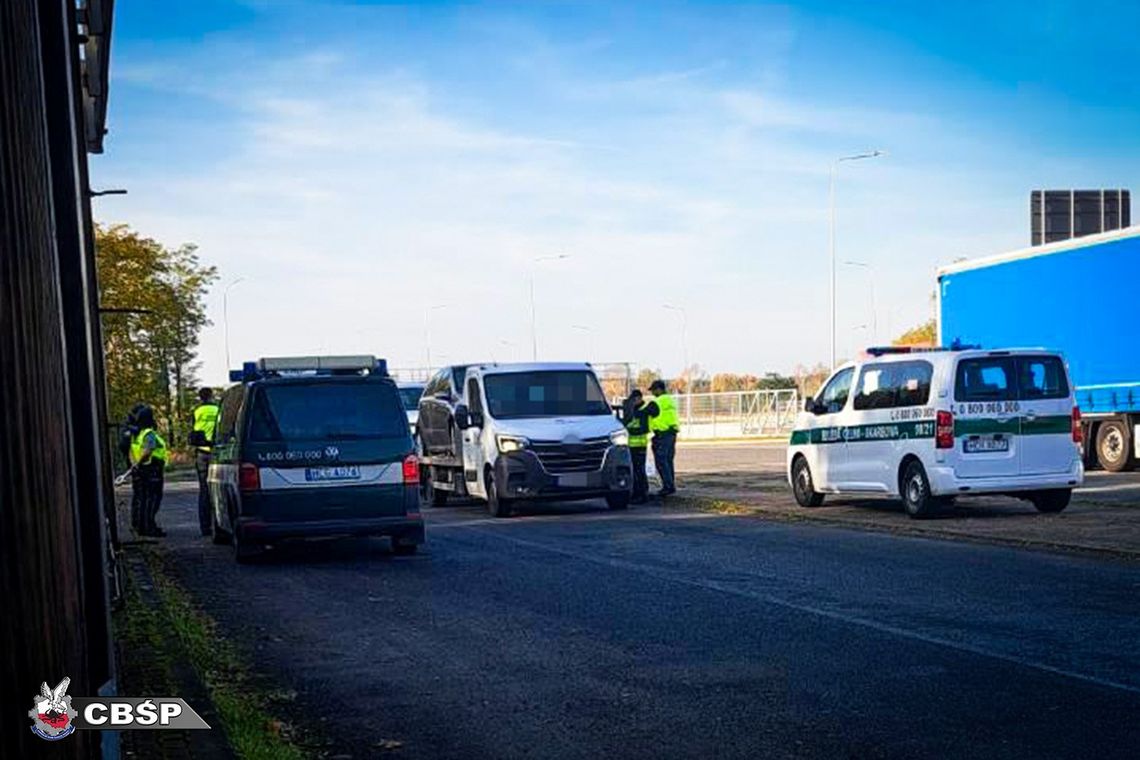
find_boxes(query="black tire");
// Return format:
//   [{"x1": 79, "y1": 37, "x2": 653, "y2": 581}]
[
  {"x1": 900, "y1": 460, "x2": 939, "y2": 519},
  {"x1": 419, "y1": 461, "x2": 451, "y2": 507},
  {"x1": 392, "y1": 539, "x2": 419, "y2": 556},
  {"x1": 1031, "y1": 489, "x2": 1072, "y2": 513},
  {"x1": 1096, "y1": 420, "x2": 1134, "y2": 473},
  {"x1": 232, "y1": 524, "x2": 263, "y2": 564},
  {"x1": 791, "y1": 457, "x2": 824, "y2": 507},
  {"x1": 606, "y1": 492, "x2": 631, "y2": 511},
  {"x1": 485, "y1": 470, "x2": 512, "y2": 518}
]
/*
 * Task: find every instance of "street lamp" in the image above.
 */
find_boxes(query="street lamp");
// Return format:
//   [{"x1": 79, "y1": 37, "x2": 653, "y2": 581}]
[
  {"x1": 844, "y1": 260, "x2": 878, "y2": 344},
  {"x1": 424, "y1": 304, "x2": 448, "y2": 371},
  {"x1": 829, "y1": 149, "x2": 885, "y2": 368},
  {"x1": 530, "y1": 254, "x2": 570, "y2": 361},
  {"x1": 662, "y1": 304, "x2": 689, "y2": 384},
  {"x1": 572, "y1": 324, "x2": 594, "y2": 360},
  {"x1": 223, "y1": 277, "x2": 246, "y2": 370}
]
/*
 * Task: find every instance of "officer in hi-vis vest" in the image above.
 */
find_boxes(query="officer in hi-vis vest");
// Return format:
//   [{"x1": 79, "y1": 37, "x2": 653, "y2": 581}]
[
  {"x1": 620, "y1": 389, "x2": 651, "y2": 504},
  {"x1": 130, "y1": 405, "x2": 168, "y2": 537},
  {"x1": 646, "y1": 379, "x2": 680, "y2": 498},
  {"x1": 190, "y1": 387, "x2": 220, "y2": 536}
]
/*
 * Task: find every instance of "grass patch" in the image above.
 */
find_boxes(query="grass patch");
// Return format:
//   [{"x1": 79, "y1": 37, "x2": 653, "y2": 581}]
[{"x1": 141, "y1": 549, "x2": 308, "y2": 760}]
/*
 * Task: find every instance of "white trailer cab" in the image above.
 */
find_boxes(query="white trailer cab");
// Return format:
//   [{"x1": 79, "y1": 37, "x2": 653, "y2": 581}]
[{"x1": 419, "y1": 363, "x2": 633, "y2": 517}]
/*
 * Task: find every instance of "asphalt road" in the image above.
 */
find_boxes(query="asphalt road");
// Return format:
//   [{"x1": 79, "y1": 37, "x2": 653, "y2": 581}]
[{"x1": 156, "y1": 483, "x2": 1140, "y2": 759}]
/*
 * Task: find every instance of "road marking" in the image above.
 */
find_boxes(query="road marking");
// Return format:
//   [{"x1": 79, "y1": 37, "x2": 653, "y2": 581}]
[
  {"x1": 1077, "y1": 482, "x2": 1140, "y2": 494},
  {"x1": 465, "y1": 526, "x2": 1140, "y2": 696}
]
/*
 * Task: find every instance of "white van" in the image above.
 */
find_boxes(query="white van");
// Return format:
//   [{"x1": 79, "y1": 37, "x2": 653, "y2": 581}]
[
  {"x1": 421, "y1": 363, "x2": 633, "y2": 517},
  {"x1": 786, "y1": 347, "x2": 1084, "y2": 518}
]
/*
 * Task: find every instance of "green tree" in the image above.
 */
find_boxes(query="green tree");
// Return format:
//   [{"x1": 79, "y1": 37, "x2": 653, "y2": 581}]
[{"x1": 97, "y1": 224, "x2": 217, "y2": 456}]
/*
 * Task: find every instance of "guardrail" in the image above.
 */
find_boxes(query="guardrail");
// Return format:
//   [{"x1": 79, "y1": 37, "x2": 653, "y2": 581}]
[{"x1": 676, "y1": 388, "x2": 799, "y2": 440}]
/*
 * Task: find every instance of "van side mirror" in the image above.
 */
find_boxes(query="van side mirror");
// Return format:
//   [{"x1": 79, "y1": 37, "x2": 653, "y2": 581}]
[
  {"x1": 454, "y1": 404, "x2": 470, "y2": 429},
  {"x1": 803, "y1": 396, "x2": 816, "y2": 413}
]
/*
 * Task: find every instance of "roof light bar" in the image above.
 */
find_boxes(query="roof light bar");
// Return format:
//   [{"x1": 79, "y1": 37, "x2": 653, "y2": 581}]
[
  {"x1": 864, "y1": 342, "x2": 981, "y2": 357},
  {"x1": 228, "y1": 355, "x2": 388, "y2": 382}
]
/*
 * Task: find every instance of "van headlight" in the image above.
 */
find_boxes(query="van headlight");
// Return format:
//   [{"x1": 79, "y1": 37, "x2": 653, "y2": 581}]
[
  {"x1": 610, "y1": 430, "x2": 630, "y2": 447},
  {"x1": 497, "y1": 435, "x2": 530, "y2": 453}
]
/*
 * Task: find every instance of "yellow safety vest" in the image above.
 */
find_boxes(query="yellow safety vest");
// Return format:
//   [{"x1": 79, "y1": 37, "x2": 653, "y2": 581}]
[
  {"x1": 650, "y1": 393, "x2": 680, "y2": 433},
  {"x1": 193, "y1": 403, "x2": 220, "y2": 452},
  {"x1": 131, "y1": 428, "x2": 168, "y2": 467},
  {"x1": 625, "y1": 404, "x2": 650, "y2": 448}
]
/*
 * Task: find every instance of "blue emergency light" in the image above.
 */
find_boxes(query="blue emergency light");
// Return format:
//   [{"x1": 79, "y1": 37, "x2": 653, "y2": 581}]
[{"x1": 228, "y1": 355, "x2": 388, "y2": 382}]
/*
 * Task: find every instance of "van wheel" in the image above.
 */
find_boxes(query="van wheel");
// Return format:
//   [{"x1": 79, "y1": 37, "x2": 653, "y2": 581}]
[
  {"x1": 485, "y1": 470, "x2": 513, "y2": 518},
  {"x1": 1031, "y1": 489, "x2": 1072, "y2": 513},
  {"x1": 792, "y1": 457, "x2": 824, "y2": 507},
  {"x1": 901, "y1": 460, "x2": 939, "y2": 519},
  {"x1": 1096, "y1": 420, "x2": 1134, "y2": 472},
  {"x1": 232, "y1": 525, "x2": 263, "y2": 564},
  {"x1": 606, "y1": 492, "x2": 630, "y2": 510}
]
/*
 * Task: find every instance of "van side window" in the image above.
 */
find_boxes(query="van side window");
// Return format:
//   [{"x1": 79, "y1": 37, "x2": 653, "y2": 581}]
[
  {"x1": 1017, "y1": 356, "x2": 1069, "y2": 399},
  {"x1": 955, "y1": 358, "x2": 1015, "y2": 402},
  {"x1": 854, "y1": 361, "x2": 933, "y2": 410},
  {"x1": 466, "y1": 378, "x2": 483, "y2": 416},
  {"x1": 216, "y1": 387, "x2": 243, "y2": 442},
  {"x1": 817, "y1": 367, "x2": 854, "y2": 414}
]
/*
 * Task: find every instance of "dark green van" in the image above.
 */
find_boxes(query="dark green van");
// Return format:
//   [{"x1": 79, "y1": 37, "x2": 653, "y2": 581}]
[{"x1": 207, "y1": 356, "x2": 423, "y2": 562}]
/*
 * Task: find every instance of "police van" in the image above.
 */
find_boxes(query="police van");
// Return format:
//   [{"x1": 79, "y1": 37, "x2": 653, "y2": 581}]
[
  {"x1": 207, "y1": 355, "x2": 423, "y2": 562},
  {"x1": 787, "y1": 347, "x2": 1084, "y2": 518}
]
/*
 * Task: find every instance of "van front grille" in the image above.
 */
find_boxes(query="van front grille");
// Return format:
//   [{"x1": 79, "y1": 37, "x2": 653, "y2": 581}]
[{"x1": 529, "y1": 437, "x2": 610, "y2": 474}]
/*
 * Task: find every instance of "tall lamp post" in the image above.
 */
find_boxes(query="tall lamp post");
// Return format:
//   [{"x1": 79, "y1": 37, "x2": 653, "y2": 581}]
[
  {"x1": 223, "y1": 277, "x2": 245, "y2": 370},
  {"x1": 530, "y1": 254, "x2": 570, "y2": 361},
  {"x1": 424, "y1": 304, "x2": 448, "y2": 371},
  {"x1": 829, "y1": 150, "x2": 885, "y2": 368},
  {"x1": 572, "y1": 324, "x2": 594, "y2": 361},
  {"x1": 844, "y1": 260, "x2": 878, "y2": 344}
]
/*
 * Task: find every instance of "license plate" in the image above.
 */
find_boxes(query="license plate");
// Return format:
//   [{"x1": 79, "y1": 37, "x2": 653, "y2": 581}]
[
  {"x1": 963, "y1": 437, "x2": 1010, "y2": 453},
  {"x1": 305, "y1": 466, "x2": 361, "y2": 482},
  {"x1": 559, "y1": 472, "x2": 589, "y2": 488}
]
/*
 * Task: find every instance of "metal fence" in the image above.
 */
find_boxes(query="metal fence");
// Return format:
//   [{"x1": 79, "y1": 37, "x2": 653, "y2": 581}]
[{"x1": 676, "y1": 389, "x2": 800, "y2": 439}]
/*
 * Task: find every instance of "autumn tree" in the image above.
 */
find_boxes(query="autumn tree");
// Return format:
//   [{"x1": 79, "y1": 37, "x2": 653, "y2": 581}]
[
  {"x1": 893, "y1": 319, "x2": 937, "y2": 347},
  {"x1": 96, "y1": 224, "x2": 217, "y2": 455}
]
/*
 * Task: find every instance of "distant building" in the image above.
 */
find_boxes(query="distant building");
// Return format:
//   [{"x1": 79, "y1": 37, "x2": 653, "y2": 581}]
[{"x1": 1031, "y1": 189, "x2": 1130, "y2": 246}]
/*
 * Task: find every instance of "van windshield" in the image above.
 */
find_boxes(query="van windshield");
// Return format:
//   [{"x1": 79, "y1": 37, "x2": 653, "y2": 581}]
[
  {"x1": 249, "y1": 382, "x2": 408, "y2": 441},
  {"x1": 483, "y1": 371, "x2": 611, "y2": 419}
]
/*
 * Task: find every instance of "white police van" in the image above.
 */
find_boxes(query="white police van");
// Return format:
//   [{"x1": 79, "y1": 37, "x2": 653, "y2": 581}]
[{"x1": 787, "y1": 347, "x2": 1084, "y2": 518}]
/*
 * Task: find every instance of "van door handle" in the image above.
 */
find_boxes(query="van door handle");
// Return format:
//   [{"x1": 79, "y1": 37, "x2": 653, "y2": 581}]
[{"x1": 1024, "y1": 411, "x2": 1037, "y2": 421}]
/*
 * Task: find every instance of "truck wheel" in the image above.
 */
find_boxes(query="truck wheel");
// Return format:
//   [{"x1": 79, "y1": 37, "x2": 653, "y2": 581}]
[
  {"x1": 485, "y1": 470, "x2": 512, "y2": 518},
  {"x1": 901, "y1": 460, "x2": 939, "y2": 519},
  {"x1": 1096, "y1": 420, "x2": 1134, "y2": 472},
  {"x1": 791, "y1": 456, "x2": 824, "y2": 507},
  {"x1": 606, "y1": 492, "x2": 630, "y2": 511},
  {"x1": 1030, "y1": 489, "x2": 1072, "y2": 513},
  {"x1": 419, "y1": 465, "x2": 451, "y2": 507}
]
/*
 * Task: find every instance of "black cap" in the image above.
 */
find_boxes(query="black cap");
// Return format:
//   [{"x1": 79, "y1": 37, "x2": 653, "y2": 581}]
[{"x1": 649, "y1": 379, "x2": 666, "y2": 393}]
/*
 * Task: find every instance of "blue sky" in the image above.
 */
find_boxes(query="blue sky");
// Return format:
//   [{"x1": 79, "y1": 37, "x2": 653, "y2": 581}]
[{"x1": 92, "y1": 1, "x2": 1140, "y2": 383}]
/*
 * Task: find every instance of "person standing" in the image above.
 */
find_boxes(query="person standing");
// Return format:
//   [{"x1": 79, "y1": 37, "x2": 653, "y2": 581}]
[
  {"x1": 646, "y1": 379, "x2": 680, "y2": 498},
  {"x1": 620, "y1": 389, "x2": 651, "y2": 504},
  {"x1": 190, "y1": 387, "x2": 220, "y2": 536},
  {"x1": 119, "y1": 403, "x2": 147, "y2": 533},
  {"x1": 130, "y1": 405, "x2": 168, "y2": 537}
]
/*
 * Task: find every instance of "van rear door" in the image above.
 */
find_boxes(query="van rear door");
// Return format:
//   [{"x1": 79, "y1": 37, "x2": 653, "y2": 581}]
[
  {"x1": 1015, "y1": 355, "x2": 1076, "y2": 476},
  {"x1": 951, "y1": 356, "x2": 1020, "y2": 479},
  {"x1": 244, "y1": 379, "x2": 414, "y2": 521}
]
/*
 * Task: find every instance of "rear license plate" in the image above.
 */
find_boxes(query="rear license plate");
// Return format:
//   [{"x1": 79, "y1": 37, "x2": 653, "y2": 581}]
[
  {"x1": 963, "y1": 437, "x2": 1009, "y2": 453},
  {"x1": 305, "y1": 466, "x2": 361, "y2": 482},
  {"x1": 559, "y1": 472, "x2": 589, "y2": 488}
]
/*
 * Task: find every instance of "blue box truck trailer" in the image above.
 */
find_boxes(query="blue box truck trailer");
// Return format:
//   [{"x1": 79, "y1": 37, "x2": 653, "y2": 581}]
[{"x1": 938, "y1": 226, "x2": 1140, "y2": 472}]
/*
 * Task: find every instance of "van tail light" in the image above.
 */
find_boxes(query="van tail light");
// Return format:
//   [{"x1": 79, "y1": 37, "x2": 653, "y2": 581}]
[
  {"x1": 1072, "y1": 407, "x2": 1083, "y2": 444},
  {"x1": 935, "y1": 410, "x2": 955, "y2": 449},
  {"x1": 238, "y1": 463, "x2": 260, "y2": 491},
  {"x1": 402, "y1": 454, "x2": 419, "y2": 484}
]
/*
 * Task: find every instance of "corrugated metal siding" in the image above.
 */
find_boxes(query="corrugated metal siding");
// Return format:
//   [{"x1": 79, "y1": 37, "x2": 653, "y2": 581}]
[{"x1": 0, "y1": 1, "x2": 107, "y2": 757}]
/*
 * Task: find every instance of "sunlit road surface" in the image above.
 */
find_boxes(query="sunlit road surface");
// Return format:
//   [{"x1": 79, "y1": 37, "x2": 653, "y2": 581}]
[{"x1": 159, "y1": 485, "x2": 1140, "y2": 759}]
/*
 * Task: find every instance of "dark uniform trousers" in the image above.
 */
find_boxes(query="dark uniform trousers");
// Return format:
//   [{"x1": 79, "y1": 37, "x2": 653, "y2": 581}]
[
  {"x1": 196, "y1": 451, "x2": 212, "y2": 533},
  {"x1": 630, "y1": 446, "x2": 649, "y2": 500},
  {"x1": 137, "y1": 461, "x2": 165, "y2": 534},
  {"x1": 652, "y1": 430, "x2": 678, "y2": 493}
]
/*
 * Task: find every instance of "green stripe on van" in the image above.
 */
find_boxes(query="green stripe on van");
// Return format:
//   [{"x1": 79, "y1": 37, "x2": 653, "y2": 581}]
[{"x1": 789, "y1": 415, "x2": 1072, "y2": 445}]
